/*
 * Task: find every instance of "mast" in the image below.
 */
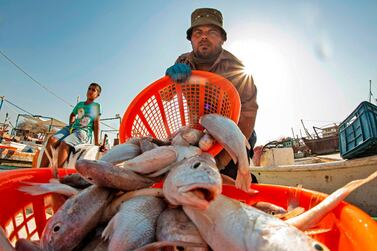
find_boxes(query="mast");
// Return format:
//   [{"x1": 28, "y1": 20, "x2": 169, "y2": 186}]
[
  {"x1": 301, "y1": 119, "x2": 312, "y2": 139},
  {"x1": 369, "y1": 80, "x2": 372, "y2": 103}
]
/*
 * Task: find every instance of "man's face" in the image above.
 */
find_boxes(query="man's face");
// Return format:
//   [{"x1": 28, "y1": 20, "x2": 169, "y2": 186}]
[{"x1": 191, "y1": 25, "x2": 224, "y2": 58}]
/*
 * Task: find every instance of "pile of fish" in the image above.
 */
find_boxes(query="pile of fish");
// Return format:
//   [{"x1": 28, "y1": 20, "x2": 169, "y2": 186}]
[{"x1": 2, "y1": 114, "x2": 377, "y2": 251}]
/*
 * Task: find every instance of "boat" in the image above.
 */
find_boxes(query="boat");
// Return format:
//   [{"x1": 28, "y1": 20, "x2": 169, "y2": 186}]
[
  {"x1": 301, "y1": 120, "x2": 339, "y2": 155},
  {"x1": 250, "y1": 154, "x2": 377, "y2": 216}
]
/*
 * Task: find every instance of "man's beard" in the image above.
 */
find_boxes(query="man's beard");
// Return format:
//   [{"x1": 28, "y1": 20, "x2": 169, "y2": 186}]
[{"x1": 194, "y1": 44, "x2": 222, "y2": 60}]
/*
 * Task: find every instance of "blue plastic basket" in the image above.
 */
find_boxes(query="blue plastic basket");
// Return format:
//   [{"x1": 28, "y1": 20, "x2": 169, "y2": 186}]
[{"x1": 339, "y1": 101, "x2": 377, "y2": 159}]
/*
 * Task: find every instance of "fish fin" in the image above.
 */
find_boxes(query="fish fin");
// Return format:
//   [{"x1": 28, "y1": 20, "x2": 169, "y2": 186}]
[
  {"x1": 287, "y1": 184, "x2": 302, "y2": 211},
  {"x1": 18, "y1": 185, "x2": 50, "y2": 196},
  {"x1": 304, "y1": 228, "x2": 332, "y2": 236},
  {"x1": 286, "y1": 171, "x2": 377, "y2": 230},
  {"x1": 278, "y1": 207, "x2": 305, "y2": 220},
  {"x1": 134, "y1": 241, "x2": 207, "y2": 251},
  {"x1": 102, "y1": 215, "x2": 116, "y2": 241},
  {"x1": 221, "y1": 174, "x2": 236, "y2": 186},
  {"x1": 48, "y1": 178, "x2": 60, "y2": 184}
]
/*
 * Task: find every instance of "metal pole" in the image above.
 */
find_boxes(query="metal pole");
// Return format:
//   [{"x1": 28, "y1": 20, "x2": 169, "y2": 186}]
[
  {"x1": 369, "y1": 80, "x2": 372, "y2": 103},
  {"x1": 0, "y1": 96, "x2": 4, "y2": 112}
]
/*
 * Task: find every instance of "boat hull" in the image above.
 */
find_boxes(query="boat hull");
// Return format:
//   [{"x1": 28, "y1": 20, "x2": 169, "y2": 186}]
[
  {"x1": 303, "y1": 135, "x2": 339, "y2": 154},
  {"x1": 250, "y1": 155, "x2": 377, "y2": 215}
]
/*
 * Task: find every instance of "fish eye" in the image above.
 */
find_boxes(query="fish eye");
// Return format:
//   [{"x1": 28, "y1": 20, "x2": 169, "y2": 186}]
[
  {"x1": 313, "y1": 243, "x2": 324, "y2": 251},
  {"x1": 53, "y1": 224, "x2": 61, "y2": 232},
  {"x1": 177, "y1": 247, "x2": 184, "y2": 251},
  {"x1": 87, "y1": 176, "x2": 93, "y2": 181},
  {"x1": 192, "y1": 162, "x2": 201, "y2": 169}
]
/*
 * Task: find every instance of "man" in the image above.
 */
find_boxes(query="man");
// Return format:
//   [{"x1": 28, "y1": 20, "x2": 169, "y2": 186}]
[{"x1": 165, "y1": 8, "x2": 258, "y2": 184}]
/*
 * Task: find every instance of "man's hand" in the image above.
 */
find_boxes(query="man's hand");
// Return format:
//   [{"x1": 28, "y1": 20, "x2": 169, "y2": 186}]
[{"x1": 165, "y1": 63, "x2": 192, "y2": 82}]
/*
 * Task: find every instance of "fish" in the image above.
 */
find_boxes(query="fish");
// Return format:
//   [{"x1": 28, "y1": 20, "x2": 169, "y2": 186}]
[
  {"x1": 139, "y1": 138, "x2": 158, "y2": 153},
  {"x1": 75, "y1": 159, "x2": 157, "y2": 191},
  {"x1": 156, "y1": 207, "x2": 208, "y2": 250},
  {"x1": 163, "y1": 153, "x2": 222, "y2": 210},
  {"x1": 76, "y1": 226, "x2": 108, "y2": 251},
  {"x1": 18, "y1": 179, "x2": 79, "y2": 197},
  {"x1": 181, "y1": 172, "x2": 377, "y2": 250},
  {"x1": 180, "y1": 127, "x2": 204, "y2": 145},
  {"x1": 15, "y1": 239, "x2": 42, "y2": 251},
  {"x1": 102, "y1": 195, "x2": 166, "y2": 251},
  {"x1": 198, "y1": 133, "x2": 215, "y2": 151},
  {"x1": 100, "y1": 143, "x2": 140, "y2": 164},
  {"x1": 59, "y1": 173, "x2": 92, "y2": 189},
  {"x1": 200, "y1": 114, "x2": 251, "y2": 192},
  {"x1": 171, "y1": 133, "x2": 191, "y2": 146},
  {"x1": 123, "y1": 146, "x2": 177, "y2": 175},
  {"x1": 102, "y1": 188, "x2": 164, "y2": 223},
  {"x1": 286, "y1": 171, "x2": 377, "y2": 230},
  {"x1": 183, "y1": 195, "x2": 329, "y2": 251},
  {"x1": 174, "y1": 145, "x2": 202, "y2": 162},
  {"x1": 135, "y1": 241, "x2": 208, "y2": 251},
  {"x1": 41, "y1": 185, "x2": 113, "y2": 251},
  {"x1": 0, "y1": 226, "x2": 14, "y2": 251},
  {"x1": 252, "y1": 201, "x2": 287, "y2": 216}
]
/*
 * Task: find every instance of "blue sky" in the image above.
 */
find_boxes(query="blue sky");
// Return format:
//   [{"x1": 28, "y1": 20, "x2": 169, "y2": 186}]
[{"x1": 1, "y1": 0, "x2": 376, "y2": 145}]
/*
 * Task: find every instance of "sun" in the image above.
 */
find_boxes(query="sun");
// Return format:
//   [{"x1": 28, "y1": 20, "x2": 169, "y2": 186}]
[{"x1": 226, "y1": 39, "x2": 289, "y2": 86}]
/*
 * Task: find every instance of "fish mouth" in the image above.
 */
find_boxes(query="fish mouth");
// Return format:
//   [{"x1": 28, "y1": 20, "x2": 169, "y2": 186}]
[{"x1": 178, "y1": 183, "x2": 220, "y2": 202}]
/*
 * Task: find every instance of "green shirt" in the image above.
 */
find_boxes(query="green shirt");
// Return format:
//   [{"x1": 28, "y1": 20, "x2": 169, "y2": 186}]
[{"x1": 71, "y1": 101, "x2": 101, "y2": 136}]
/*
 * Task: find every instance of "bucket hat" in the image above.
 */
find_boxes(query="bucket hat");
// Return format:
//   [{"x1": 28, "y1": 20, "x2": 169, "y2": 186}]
[{"x1": 186, "y1": 8, "x2": 227, "y2": 41}]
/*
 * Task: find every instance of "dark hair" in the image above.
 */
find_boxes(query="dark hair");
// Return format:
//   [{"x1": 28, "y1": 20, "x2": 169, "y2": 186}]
[{"x1": 90, "y1": 82, "x2": 102, "y2": 94}]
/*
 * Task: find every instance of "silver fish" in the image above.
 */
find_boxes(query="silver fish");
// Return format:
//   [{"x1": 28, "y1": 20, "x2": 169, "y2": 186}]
[
  {"x1": 252, "y1": 201, "x2": 287, "y2": 216},
  {"x1": 123, "y1": 146, "x2": 177, "y2": 175},
  {"x1": 200, "y1": 114, "x2": 251, "y2": 192},
  {"x1": 174, "y1": 145, "x2": 202, "y2": 162},
  {"x1": 139, "y1": 138, "x2": 158, "y2": 153},
  {"x1": 102, "y1": 188, "x2": 164, "y2": 223},
  {"x1": 102, "y1": 195, "x2": 166, "y2": 251},
  {"x1": 163, "y1": 154, "x2": 222, "y2": 210},
  {"x1": 76, "y1": 159, "x2": 157, "y2": 191},
  {"x1": 180, "y1": 127, "x2": 204, "y2": 145},
  {"x1": 15, "y1": 239, "x2": 42, "y2": 251},
  {"x1": 41, "y1": 185, "x2": 113, "y2": 251},
  {"x1": 198, "y1": 133, "x2": 215, "y2": 151},
  {"x1": 156, "y1": 208, "x2": 208, "y2": 250},
  {"x1": 100, "y1": 143, "x2": 140, "y2": 164},
  {"x1": 183, "y1": 195, "x2": 329, "y2": 251}
]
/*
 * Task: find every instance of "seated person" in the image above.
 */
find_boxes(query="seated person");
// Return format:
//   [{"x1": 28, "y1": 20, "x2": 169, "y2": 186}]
[{"x1": 40, "y1": 82, "x2": 102, "y2": 167}]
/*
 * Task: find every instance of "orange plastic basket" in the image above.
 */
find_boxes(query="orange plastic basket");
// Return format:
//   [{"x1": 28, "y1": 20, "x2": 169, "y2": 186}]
[
  {"x1": 1, "y1": 169, "x2": 377, "y2": 250},
  {"x1": 119, "y1": 70, "x2": 241, "y2": 156}
]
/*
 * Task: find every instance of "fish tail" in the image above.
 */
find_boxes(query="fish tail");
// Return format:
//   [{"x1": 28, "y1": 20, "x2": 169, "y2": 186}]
[{"x1": 287, "y1": 171, "x2": 377, "y2": 230}]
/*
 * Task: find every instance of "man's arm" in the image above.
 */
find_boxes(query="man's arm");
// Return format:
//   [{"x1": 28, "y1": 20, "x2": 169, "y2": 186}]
[{"x1": 93, "y1": 116, "x2": 100, "y2": 146}]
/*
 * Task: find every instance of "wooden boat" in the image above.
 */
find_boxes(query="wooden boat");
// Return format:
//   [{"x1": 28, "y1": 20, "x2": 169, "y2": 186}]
[
  {"x1": 301, "y1": 123, "x2": 339, "y2": 155},
  {"x1": 0, "y1": 147, "x2": 36, "y2": 168},
  {"x1": 250, "y1": 154, "x2": 377, "y2": 216},
  {"x1": 302, "y1": 134, "x2": 339, "y2": 155}
]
